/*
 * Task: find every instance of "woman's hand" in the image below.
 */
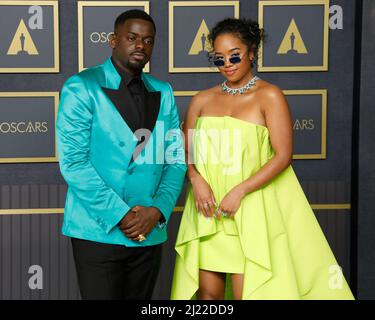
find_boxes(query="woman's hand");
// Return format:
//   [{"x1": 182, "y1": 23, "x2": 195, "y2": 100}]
[
  {"x1": 190, "y1": 174, "x2": 217, "y2": 218},
  {"x1": 217, "y1": 185, "x2": 246, "y2": 219}
]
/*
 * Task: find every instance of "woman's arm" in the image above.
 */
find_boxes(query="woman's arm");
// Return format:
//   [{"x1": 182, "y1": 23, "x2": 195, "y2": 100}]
[
  {"x1": 183, "y1": 93, "x2": 202, "y2": 183},
  {"x1": 237, "y1": 84, "x2": 293, "y2": 197},
  {"x1": 183, "y1": 92, "x2": 217, "y2": 217}
]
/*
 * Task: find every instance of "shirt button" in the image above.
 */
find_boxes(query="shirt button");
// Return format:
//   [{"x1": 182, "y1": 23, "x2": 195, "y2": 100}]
[{"x1": 119, "y1": 141, "x2": 125, "y2": 147}]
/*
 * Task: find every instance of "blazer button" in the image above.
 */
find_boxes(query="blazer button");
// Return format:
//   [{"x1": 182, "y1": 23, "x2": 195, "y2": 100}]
[{"x1": 119, "y1": 141, "x2": 125, "y2": 147}]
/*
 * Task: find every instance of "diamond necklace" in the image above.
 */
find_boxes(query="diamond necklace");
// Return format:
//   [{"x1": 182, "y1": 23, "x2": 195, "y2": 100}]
[{"x1": 221, "y1": 75, "x2": 260, "y2": 95}]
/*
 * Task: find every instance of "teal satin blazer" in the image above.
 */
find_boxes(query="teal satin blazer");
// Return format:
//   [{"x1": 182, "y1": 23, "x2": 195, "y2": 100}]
[{"x1": 56, "y1": 58, "x2": 187, "y2": 246}]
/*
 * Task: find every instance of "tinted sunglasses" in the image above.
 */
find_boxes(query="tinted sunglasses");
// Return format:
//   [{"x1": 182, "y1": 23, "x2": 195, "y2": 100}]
[{"x1": 213, "y1": 53, "x2": 242, "y2": 67}]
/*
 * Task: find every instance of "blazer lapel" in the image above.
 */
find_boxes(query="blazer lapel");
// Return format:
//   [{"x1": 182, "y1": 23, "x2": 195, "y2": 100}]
[
  {"x1": 99, "y1": 58, "x2": 163, "y2": 164},
  {"x1": 143, "y1": 91, "x2": 161, "y2": 133},
  {"x1": 101, "y1": 82, "x2": 141, "y2": 133},
  {"x1": 100, "y1": 58, "x2": 137, "y2": 135},
  {"x1": 131, "y1": 76, "x2": 161, "y2": 163},
  {"x1": 101, "y1": 58, "x2": 162, "y2": 135},
  {"x1": 142, "y1": 73, "x2": 161, "y2": 134}
]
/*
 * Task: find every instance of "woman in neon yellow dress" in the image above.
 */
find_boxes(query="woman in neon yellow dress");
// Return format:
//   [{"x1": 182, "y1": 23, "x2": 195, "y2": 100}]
[{"x1": 170, "y1": 18, "x2": 354, "y2": 300}]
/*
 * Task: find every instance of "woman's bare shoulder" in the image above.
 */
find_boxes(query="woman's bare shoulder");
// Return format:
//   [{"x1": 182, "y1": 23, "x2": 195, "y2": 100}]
[
  {"x1": 254, "y1": 79, "x2": 290, "y2": 122},
  {"x1": 255, "y1": 79, "x2": 283, "y2": 98},
  {"x1": 194, "y1": 85, "x2": 221, "y2": 100},
  {"x1": 255, "y1": 80, "x2": 286, "y2": 107},
  {"x1": 188, "y1": 85, "x2": 221, "y2": 111}
]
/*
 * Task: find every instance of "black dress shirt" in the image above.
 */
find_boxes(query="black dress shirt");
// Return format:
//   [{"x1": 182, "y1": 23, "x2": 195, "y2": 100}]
[{"x1": 111, "y1": 57, "x2": 146, "y2": 132}]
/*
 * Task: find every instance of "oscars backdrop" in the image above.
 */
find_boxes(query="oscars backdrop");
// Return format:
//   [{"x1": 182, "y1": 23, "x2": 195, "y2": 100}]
[{"x1": 0, "y1": 0, "x2": 360, "y2": 299}]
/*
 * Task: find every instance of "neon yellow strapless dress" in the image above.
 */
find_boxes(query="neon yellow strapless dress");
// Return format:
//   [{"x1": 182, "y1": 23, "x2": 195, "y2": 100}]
[{"x1": 170, "y1": 116, "x2": 354, "y2": 300}]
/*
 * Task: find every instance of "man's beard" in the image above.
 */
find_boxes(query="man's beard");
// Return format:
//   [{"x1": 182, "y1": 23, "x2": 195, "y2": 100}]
[{"x1": 127, "y1": 58, "x2": 147, "y2": 71}]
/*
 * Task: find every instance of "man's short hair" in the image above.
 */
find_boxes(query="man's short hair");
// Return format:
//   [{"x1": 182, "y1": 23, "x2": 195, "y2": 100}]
[{"x1": 114, "y1": 9, "x2": 156, "y2": 32}]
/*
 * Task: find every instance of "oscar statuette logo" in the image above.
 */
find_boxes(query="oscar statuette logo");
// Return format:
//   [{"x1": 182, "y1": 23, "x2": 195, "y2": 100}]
[
  {"x1": 188, "y1": 19, "x2": 212, "y2": 56},
  {"x1": 7, "y1": 19, "x2": 39, "y2": 56},
  {"x1": 169, "y1": 1, "x2": 239, "y2": 72},
  {"x1": 0, "y1": 2, "x2": 59, "y2": 72},
  {"x1": 277, "y1": 18, "x2": 308, "y2": 56},
  {"x1": 258, "y1": 0, "x2": 329, "y2": 72}
]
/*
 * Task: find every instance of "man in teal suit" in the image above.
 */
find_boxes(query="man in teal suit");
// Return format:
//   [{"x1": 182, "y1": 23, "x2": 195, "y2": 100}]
[{"x1": 56, "y1": 10, "x2": 186, "y2": 299}]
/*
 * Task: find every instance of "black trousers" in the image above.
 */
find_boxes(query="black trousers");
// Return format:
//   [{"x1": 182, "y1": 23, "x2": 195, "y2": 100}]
[{"x1": 71, "y1": 237, "x2": 162, "y2": 300}]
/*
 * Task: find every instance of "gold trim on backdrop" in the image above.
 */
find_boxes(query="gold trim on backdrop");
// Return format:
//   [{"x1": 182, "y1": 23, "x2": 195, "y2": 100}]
[
  {"x1": 312, "y1": 204, "x2": 351, "y2": 210},
  {"x1": 0, "y1": 0, "x2": 60, "y2": 73},
  {"x1": 0, "y1": 92, "x2": 59, "y2": 163},
  {"x1": 0, "y1": 203, "x2": 351, "y2": 215},
  {"x1": 77, "y1": 1, "x2": 150, "y2": 72},
  {"x1": 0, "y1": 208, "x2": 64, "y2": 215},
  {"x1": 169, "y1": 1, "x2": 240, "y2": 73},
  {"x1": 258, "y1": 0, "x2": 329, "y2": 72},
  {"x1": 174, "y1": 91, "x2": 199, "y2": 96},
  {"x1": 174, "y1": 89, "x2": 327, "y2": 160}
]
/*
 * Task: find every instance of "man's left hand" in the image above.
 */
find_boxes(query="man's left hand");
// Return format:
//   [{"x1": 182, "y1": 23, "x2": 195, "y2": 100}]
[{"x1": 120, "y1": 206, "x2": 162, "y2": 241}]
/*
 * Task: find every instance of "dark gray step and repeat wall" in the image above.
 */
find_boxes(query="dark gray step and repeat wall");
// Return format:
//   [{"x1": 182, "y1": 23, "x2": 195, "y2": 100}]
[
  {"x1": 358, "y1": 0, "x2": 375, "y2": 301},
  {"x1": 0, "y1": 0, "x2": 357, "y2": 299}
]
